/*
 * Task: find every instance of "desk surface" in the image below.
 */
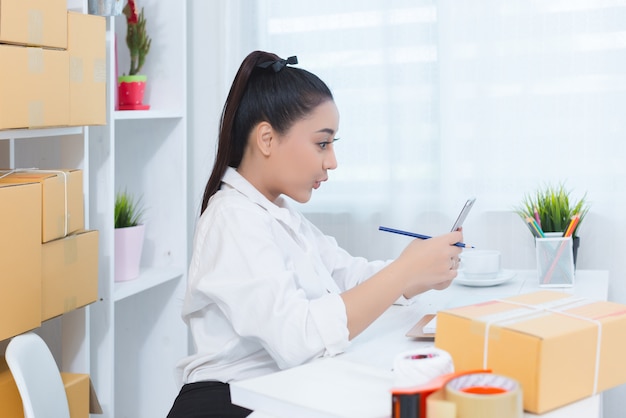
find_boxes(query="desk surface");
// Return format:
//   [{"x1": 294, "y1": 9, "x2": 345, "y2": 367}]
[{"x1": 232, "y1": 270, "x2": 609, "y2": 418}]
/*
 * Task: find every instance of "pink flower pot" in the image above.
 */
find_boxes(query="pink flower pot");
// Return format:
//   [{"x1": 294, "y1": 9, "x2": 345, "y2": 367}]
[{"x1": 114, "y1": 224, "x2": 145, "y2": 282}]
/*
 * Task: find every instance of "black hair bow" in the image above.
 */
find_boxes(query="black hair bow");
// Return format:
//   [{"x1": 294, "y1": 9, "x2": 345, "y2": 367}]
[{"x1": 257, "y1": 56, "x2": 298, "y2": 72}]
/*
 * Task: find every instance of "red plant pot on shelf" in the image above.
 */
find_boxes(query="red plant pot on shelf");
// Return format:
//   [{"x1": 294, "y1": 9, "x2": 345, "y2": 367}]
[{"x1": 118, "y1": 75, "x2": 150, "y2": 110}]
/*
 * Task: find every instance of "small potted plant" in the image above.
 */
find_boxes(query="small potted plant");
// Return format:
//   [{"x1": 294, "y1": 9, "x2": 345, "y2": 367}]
[
  {"x1": 118, "y1": 0, "x2": 152, "y2": 110},
  {"x1": 516, "y1": 183, "x2": 590, "y2": 265},
  {"x1": 114, "y1": 190, "x2": 146, "y2": 281}
]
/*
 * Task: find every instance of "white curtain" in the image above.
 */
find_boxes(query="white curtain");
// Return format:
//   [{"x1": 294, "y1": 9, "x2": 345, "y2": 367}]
[
  {"x1": 190, "y1": 0, "x2": 626, "y2": 415},
  {"x1": 221, "y1": 0, "x2": 448, "y2": 260},
  {"x1": 213, "y1": 0, "x2": 625, "y2": 266}
]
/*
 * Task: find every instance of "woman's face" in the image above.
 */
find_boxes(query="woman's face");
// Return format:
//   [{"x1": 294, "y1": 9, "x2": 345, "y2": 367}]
[{"x1": 267, "y1": 100, "x2": 340, "y2": 203}]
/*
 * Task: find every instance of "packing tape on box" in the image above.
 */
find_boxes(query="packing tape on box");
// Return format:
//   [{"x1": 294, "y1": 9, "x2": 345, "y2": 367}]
[
  {"x1": 70, "y1": 56, "x2": 84, "y2": 83},
  {"x1": 94, "y1": 58, "x2": 107, "y2": 83},
  {"x1": 28, "y1": 10, "x2": 44, "y2": 45},
  {"x1": 27, "y1": 47, "x2": 44, "y2": 73},
  {"x1": 393, "y1": 347, "x2": 454, "y2": 388},
  {"x1": 26, "y1": 48, "x2": 45, "y2": 127},
  {"x1": 28, "y1": 101, "x2": 45, "y2": 128},
  {"x1": 477, "y1": 296, "x2": 603, "y2": 394},
  {"x1": 426, "y1": 373, "x2": 523, "y2": 418}
]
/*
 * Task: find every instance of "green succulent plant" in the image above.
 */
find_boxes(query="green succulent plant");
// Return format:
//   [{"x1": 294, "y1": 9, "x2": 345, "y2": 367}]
[
  {"x1": 516, "y1": 183, "x2": 589, "y2": 237},
  {"x1": 123, "y1": 0, "x2": 151, "y2": 76},
  {"x1": 115, "y1": 190, "x2": 145, "y2": 228}
]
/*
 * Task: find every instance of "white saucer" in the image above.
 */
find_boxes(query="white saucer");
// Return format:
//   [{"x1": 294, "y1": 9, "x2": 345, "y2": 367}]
[{"x1": 455, "y1": 269, "x2": 517, "y2": 287}]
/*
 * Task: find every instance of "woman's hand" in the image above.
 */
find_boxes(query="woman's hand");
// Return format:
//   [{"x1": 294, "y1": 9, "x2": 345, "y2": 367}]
[
  {"x1": 340, "y1": 230, "x2": 463, "y2": 339},
  {"x1": 396, "y1": 230, "x2": 463, "y2": 298}
]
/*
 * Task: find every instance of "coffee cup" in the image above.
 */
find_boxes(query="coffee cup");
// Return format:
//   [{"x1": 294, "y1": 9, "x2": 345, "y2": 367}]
[{"x1": 459, "y1": 250, "x2": 501, "y2": 280}]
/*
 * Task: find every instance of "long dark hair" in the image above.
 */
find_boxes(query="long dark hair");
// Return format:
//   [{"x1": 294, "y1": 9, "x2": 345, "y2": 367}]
[{"x1": 200, "y1": 51, "x2": 334, "y2": 215}]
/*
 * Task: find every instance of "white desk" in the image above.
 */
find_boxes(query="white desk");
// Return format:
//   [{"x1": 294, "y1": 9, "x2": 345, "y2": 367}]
[{"x1": 232, "y1": 270, "x2": 609, "y2": 418}]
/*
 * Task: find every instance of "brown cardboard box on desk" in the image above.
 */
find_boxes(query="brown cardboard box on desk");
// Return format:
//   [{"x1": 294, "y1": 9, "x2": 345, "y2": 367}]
[{"x1": 434, "y1": 290, "x2": 626, "y2": 414}]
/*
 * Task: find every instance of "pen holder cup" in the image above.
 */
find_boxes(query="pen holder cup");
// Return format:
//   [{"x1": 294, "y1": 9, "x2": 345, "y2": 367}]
[{"x1": 536, "y1": 237, "x2": 575, "y2": 287}]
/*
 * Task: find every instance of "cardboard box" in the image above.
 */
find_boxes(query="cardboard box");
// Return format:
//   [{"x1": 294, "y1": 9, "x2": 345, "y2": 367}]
[
  {"x1": 0, "y1": 44, "x2": 70, "y2": 130},
  {"x1": 0, "y1": 183, "x2": 42, "y2": 341},
  {"x1": 68, "y1": 11, "x2": 106, "y2": 126},
  {"x1": 0, "y1": 355, "x2": 24, "y2": 417},
  {"x1": 0, "y1": 0, "x2": 67, "y2": 49},
  {"x1": 42, "y1": 230, "x2": 99, "y2": 321},
  {"x1": 62, "y1": 373, "x2": 103, "y2": 415},
  {"x1": 0, "y1": 169, "x2": 84, "y2": 242},
  {"x1": 61, "y1": 373, "x2": 89, "y2": 417},
  {"x1": 435, "y1": 290, "x2": 626, "y2": 414},
  {"x1": 0, "y1": 357, "x2": 102, "y2": 417}
]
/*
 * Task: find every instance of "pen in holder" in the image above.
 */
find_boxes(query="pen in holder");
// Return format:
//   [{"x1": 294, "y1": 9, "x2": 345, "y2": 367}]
[{"x1": 536, "y1": 236, "x2": 575, "y2": 287}]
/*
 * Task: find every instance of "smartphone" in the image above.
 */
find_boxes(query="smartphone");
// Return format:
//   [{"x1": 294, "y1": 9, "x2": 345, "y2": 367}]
[{"x1": 450, "y1": 198, "x2": 476, "y2": 231}]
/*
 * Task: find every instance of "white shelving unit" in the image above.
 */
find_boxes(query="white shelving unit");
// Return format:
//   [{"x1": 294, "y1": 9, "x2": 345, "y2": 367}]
[
  {"x1": 1, "y1": 1, "x2": 188, "y2": 416},
  {"x1": 87, "y1": 1, "x2": 188, "y2": 417}
]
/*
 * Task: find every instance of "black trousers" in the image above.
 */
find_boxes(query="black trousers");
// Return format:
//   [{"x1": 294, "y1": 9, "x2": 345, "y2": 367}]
[{"x1": 167, "y1": 381, "x2": 252, "y2": 418}]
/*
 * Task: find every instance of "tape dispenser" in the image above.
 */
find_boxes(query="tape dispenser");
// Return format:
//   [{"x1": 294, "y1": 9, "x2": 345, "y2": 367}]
[{"x1": 391, "y1": 369, "x2": 523, "y2": 418}]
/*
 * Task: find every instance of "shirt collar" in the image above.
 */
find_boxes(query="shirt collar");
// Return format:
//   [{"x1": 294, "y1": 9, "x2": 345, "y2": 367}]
[{"x1": 221, "y1": 167, "x2": 302, "y2": 231}]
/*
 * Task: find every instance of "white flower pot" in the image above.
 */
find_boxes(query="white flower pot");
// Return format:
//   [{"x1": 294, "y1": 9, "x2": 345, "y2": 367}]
[{"x1": 114, "y1": 224, "x2": 145, "y2": 282}]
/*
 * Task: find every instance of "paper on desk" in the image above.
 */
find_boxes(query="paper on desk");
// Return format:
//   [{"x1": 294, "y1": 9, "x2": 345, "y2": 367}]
[{"x1": 231, "y1": 357, "x2": 393, "y2": 418}]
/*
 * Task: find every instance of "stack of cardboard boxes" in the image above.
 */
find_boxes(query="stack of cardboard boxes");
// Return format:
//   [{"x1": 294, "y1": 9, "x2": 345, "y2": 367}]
[
  {"x1": 0, "y1": 170, "x2": 102, "y2": 416},
  {"x1": 0, "y1": 169, "x2": 99, "y2": 330},
  {"x1": 0, "y1": 0, "x2": 106, "y2": 129},
  {"x1": 0, "y1": 1, "x2": 105, "y2": 415},
  {"x1": 0, "y1": 0, "x2": 103, "y2": 339}
]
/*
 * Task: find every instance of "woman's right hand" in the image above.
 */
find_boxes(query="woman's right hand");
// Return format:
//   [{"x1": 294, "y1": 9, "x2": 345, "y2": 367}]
[
  {"x1": 395, "y1": 230, "x2": 463, "y2": 297},
  {"x1": 340, "y1": 230, "x2": 464, "y2": 339}
]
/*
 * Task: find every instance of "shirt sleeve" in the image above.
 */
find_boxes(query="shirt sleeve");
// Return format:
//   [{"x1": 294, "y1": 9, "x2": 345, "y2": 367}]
[
  {"x1": 189, "y1": 201, "x2": 350, "y2": 370},
  {"x1": 301, "y1": 219, "x2": 386, "y2": 290},
  {"x1": 305, "y1": 218, "x2": 417, "y2": 305}
]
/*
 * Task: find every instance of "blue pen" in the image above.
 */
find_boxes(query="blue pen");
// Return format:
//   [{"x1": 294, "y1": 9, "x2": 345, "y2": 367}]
[{"x1": 378, "y1": 226, "x2": 475, "y2": 248}]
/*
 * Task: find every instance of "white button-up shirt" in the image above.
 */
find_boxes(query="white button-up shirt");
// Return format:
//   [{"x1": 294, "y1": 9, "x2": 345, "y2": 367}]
[{"x1": 177, "y1": 167, "x2": 392, "y2": 384}]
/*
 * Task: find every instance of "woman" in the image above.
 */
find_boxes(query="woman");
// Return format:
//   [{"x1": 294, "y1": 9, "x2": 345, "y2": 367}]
[{"x1": 167, "y1": 51, "x2": 462, "y2": 417}]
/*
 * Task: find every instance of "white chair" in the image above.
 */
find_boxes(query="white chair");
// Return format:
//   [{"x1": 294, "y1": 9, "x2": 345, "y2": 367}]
[{"x1": 5, "y1": 332, "x2": 71, "y2": 418}]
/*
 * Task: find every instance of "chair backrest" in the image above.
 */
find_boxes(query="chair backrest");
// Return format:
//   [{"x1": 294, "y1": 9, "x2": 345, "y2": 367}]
[{"x1": 5, "y1": 332, "x2": 71, "y2": 418}]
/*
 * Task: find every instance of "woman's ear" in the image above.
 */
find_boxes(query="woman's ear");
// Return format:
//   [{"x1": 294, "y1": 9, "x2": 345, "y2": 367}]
[{"x1": 254, "y1": 122, "x2": 274, "y2": 157}]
